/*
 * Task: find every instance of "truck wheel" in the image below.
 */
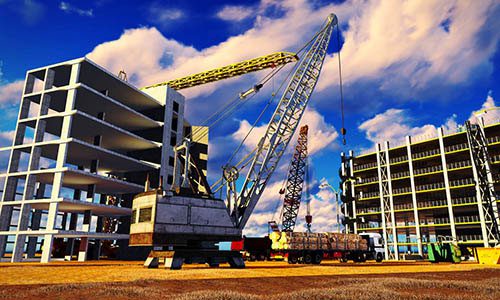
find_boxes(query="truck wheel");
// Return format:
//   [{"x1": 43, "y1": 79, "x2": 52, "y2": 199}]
[
  {"x1": 340, "y1": 257, "x2": 348, "y2": 263},
  {"x1": 313, "y1": 253, "x2": 322, "y2": 264},
  {"x1": 258, "y1": 254, "x2": 266, "y2": 261},
  {"x1": 288, "y1": 255, "x2": 298, "y2": 264},
  {"x1": 249, "y1": 254, "x2": 257, "y2": 261},
  {"x1": 376, "y1": 253, "x2": 383, "y2": 263},
  {"x1": 304, "y1": 253, "x2": 313, "y2": 264}
]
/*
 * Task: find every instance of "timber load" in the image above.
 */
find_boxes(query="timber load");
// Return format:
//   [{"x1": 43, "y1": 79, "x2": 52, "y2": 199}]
[{"x1": 270, "y1": 232, "x2": 368, "y2": 252}]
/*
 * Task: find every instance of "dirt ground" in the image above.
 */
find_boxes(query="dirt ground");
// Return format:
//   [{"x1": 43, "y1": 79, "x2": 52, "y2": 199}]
[{"x1": 0, "y1": 261, "x2": 499, "y2": 299}]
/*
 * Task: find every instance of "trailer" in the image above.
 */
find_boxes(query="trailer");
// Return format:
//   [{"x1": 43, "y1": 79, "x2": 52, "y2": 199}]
[{"x1": 269, "y1": 231, "x2": 384, "y2": 264}]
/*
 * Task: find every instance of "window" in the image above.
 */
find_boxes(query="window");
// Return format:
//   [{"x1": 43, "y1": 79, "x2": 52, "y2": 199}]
[
  {"x1": 173, "y1": 101, "x2": 179, "y2": 113},
  {"x1": 170, "y1": 135, "x2": 177, "y2": 147},
  {"x1": 138, "y1": 207, "x2": 153, "y2": 223},
  {"x1": 131, "y1": 209, "x2": 137, "y2": 224},
  {"x1": 167, "y1": 175, "x2": 173, "y2": 185},
  {"x1": 169, "y1": 156, "x2": 175, "y2": 167}
]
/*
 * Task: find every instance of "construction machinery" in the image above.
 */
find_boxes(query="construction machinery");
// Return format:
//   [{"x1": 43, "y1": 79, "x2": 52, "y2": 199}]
[
  {"x1": 270, "y1": 231, "x2": 384, "y2": 264},
  {"x1": 129, "y1": 13, "x2": 339, "y2": 269},
  {"x1": 269, "y1": 125, "x2": 310, "y2": 233},
  {"x1": 141, "y1": 52, "x2": 298, "y2": 91}
]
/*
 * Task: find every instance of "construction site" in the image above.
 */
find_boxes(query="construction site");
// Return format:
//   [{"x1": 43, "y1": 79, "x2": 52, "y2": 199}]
[{"x1": 0, "y1": 11, "x2": 499, "y2": 300}]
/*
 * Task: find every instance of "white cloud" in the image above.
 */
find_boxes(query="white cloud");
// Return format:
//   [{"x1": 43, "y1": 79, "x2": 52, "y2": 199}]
[
  {"x1": 316, "y1": 0, "x2": 499, "y2": 94},
  {"x1": 59, "y1": 2, "x2": 93, "y2": 17},
  {"x1": 0, "y1": 80, "x2": 24, "y2": 106},
  {"x1": 470, "y1": 92, "x2": 500, "y2": 125},
  {"x1": 232, "y1": 108, "x2": 338, "y2": 156},
  {"x1": 84, "y1": 0, "x2": 498, "y2": 112},
  {"x1": 358, "y1": 108, "x2": 459, "y2": 146},
  {"x1": 244, "y1": 178, "x2": 342, "y2": 236},
  {"x1": 148, "y1": 3, "x2": 184, "y2": 25},
  {"x1": 216, "y1": 5, "x2": 255, "y2": 22},
  {"x1": 0, "y1": 130, "x2": 15, "y2": 147}
]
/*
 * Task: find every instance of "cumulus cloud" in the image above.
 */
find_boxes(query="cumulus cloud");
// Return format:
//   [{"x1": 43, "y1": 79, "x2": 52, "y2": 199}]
[
  {"x1": 0, "y1": 80, "x2": 24, "y2": 106},
  {"x1": 233, "y1": 106, "x2": 339, "y2": 236},
  {"x1": 358, "y1": 108, "x2": 459, "y2": 146},
  {"x1": 470, "y1": 91, "x2": 500, "y2": 125},
  {"x1": 232, "y1": 108, "x2": 338, "y2": 156},
  {"x1": 216, "y1": 5, "x2": 255, "y2": 22},
  {"x1": 244, "y1": 178, "x2": 342, "y2": 236},
  {"x1": 316, "y1": 0, "x2": 500, "y2": 95},
  {"x1": 59, "y1": 2, "x2": 93, "y2": 17},
  {"x1": 84, "y1": 0, "x2": 498, "y2": 113},
  {"x1": 359, "y1": 91, "x2": 498, "y2": 148}
]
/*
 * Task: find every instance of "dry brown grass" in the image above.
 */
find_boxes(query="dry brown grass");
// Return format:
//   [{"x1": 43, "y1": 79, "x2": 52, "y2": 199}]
[
  {"x1": 1, "y1": 261, "x2": 498, "y2": 286},
  {"x1": 1, "y1": 276, "x2": 499, "y2": 300}
]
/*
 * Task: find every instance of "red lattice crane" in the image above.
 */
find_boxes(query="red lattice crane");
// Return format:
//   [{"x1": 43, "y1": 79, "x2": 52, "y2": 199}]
[{"x1": 270, "y1": 125, "x2": 309, "y2": 232}]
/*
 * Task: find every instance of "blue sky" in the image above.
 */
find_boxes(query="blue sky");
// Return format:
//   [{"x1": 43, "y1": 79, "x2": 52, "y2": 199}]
[{"x1": 0, "y1": 0, "x2": 499, "y2": 235}]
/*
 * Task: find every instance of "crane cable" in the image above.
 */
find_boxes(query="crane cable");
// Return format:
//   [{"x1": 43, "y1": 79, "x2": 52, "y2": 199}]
[
  {"x1": 336, "y1": 23, "x2": 347, "y2": 145},
  {"x1": 224, "y1": 22, "x2": 331, "y2": 168}
]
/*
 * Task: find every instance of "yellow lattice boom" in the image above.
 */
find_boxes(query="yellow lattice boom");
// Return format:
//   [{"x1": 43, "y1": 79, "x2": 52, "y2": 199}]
[{"x1": 141, "y1": 51, "x2": 298, "y2": 90}]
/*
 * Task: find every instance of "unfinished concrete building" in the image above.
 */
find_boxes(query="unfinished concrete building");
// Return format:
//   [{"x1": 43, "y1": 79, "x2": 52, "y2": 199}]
[
  {"x1": 340, "y1": 117, "x2": 500, "y2": 260},
  {"x1": 0, "y1": 57, "x2": 207, "y2": 262}
]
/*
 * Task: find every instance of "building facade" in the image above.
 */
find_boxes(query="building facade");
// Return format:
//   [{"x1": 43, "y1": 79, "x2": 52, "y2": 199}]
[
  {"x1": 340, "y1": 118, "x2": 500, "y2": 260},
  {"x1": 0, "y1": 57, "x2": 206, "y2": 262}
]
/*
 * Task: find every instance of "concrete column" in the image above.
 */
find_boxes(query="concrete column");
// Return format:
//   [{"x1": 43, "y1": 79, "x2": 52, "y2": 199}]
[
  {"x1": 406, "y1": 136, "x2": 423, "y2": 255},
  {"x1": 64, "y1": 212, "x2": 78, "y2": 261},
  {"x1": 41, "y1": 202, "x2": 59, "y2": 263},
  {"x1": 438, "y1": 128, "x2": 457, "y2": 240},
  {"x1": 349, "y1": 150, "x2": 357, "y2": 234},
  {"x1": 78, "y1": 210, "x2": 92, "y2": 262},
  {"x1": 40, "y1": 63, "x2": 79, "y2": 263}
]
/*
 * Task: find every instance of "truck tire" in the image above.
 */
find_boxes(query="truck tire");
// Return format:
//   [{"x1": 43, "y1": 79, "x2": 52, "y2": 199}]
[
  {"x1": 312, "y1": 252, "x2": 322, "y2": 264},
  {"x1": 304, "y1": 253, "x2": 313, "y2": 264},
  {"x1": 340, "y1": 257, "x2": 348, "y2": 263},
  {"x1": 376, "y1": 253, "x2": 383, "y2": 263},
  {"x1": 258, "y1": 254, "x2": 266, "y2": 261},
  {"x1": 288, "y1": 254, "x2": 298, "y2": 264},
  {"x1": 249, "y1": 254, "x2": 257, "y2": 261}
]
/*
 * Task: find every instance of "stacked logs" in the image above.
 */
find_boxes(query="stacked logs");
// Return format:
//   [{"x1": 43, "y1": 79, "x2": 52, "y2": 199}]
[{"x1": 272, "y1": 232, "x2": 367, "y2": 251}]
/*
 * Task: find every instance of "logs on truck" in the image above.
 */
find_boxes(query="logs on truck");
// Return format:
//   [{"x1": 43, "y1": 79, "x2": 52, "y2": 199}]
[{"x1": 269, "y1": 231, "x2": 385, "y2": 264}]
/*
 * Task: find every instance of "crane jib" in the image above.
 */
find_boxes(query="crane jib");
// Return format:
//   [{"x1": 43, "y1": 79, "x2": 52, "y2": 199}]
[{"x1": 234, "y1": 14, "x2": 337, "y2": 230}]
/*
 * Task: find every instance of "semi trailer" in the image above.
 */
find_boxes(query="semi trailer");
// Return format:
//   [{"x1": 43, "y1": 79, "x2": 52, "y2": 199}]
[{"x1": 269, "y1": 231, "x2": 385, "y2": 264}]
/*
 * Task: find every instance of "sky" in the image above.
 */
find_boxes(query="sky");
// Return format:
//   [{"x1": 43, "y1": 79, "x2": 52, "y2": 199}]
[{"x1": 0, "y1": 0, "x2": 499, "y2": 236}]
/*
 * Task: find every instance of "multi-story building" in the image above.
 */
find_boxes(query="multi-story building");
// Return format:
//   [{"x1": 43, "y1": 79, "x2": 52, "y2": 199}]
[
  {"x1": 340, "y1": 117, "x2": 500, "y2": 260},
  {"x1": 0, "y1": 57, "x2": 207, "y2": 263}
]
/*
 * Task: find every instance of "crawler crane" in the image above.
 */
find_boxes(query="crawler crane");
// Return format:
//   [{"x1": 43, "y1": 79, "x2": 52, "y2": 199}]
[{"x1": 129, "y1": 14, "x2": 339, "y2": 269}]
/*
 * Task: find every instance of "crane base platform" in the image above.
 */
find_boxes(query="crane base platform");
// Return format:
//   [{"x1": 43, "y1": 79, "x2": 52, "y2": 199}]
[{"x1": 144, "y1": 249, "x2": 245, "y2": 270}]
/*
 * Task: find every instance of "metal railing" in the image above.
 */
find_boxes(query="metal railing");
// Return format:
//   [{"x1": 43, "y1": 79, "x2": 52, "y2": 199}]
[
  {"x1": 353, "y1": 161, "x2": 377, "y2": 171},
  {"x1": 444, "y1": 142, "x2": 468, "y2": 153},
  {"x1": 356, "y1": 207, "x2": 381, "y2": 215},
  {"x1": 414, "y1": 165, "x2": 442, "y2": 175},
  {"x1": 412, "y1": 148, "x2": 440, "y2": 159},
  {"x1": 389, "y1": 155, "x2": 408, "y2": 164}
]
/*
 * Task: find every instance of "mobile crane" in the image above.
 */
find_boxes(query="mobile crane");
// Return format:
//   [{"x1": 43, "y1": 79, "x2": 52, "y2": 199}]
[{"x1": 129, "y1": 13, "x2": 338, "y2": 269}]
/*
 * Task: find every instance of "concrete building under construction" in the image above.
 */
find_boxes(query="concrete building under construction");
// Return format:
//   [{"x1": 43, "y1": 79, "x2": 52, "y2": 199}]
[
  {"x1": 0, "y1": 57, "x2": 208, "y2": 262},
  {"x1": 340, "y1": 117, "x2": 500, "y2": 260}
]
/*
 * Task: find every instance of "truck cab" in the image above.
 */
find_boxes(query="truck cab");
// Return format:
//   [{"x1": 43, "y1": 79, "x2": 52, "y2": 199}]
[{"x1": 359, "y1": 232, "x2": 385, "y2": 262}]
